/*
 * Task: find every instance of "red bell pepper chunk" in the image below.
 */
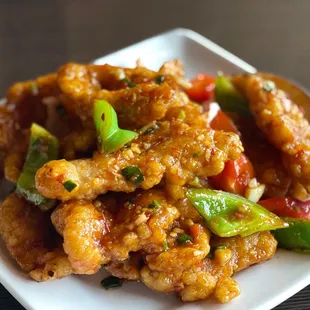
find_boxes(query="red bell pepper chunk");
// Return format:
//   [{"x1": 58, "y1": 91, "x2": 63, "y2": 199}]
[
  {"x1": 259, "y1": 197, "x2": 310, "y2": 219},
  {"x1": 186, "y1": 73, "x2": 215, "y2": 103},
  {"x1": 210, "y1": 153, "x2": 255, "y2": 195}
]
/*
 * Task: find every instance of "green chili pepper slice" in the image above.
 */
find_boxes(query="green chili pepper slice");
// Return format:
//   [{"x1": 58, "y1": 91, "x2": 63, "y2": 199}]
[
  {"x1": 16, "y1": 123, "x2": 59, "y2": 211},
  {"x1": 273, "y1": 218, "x2": 310, "y2": 251},
  {"x1": 93, "y1": 100, "x2": 137, "y2": 153},
  {"x1": 186, "y1": 189, "x2": 287, "y2": 237},
  {"x1": 215, "y1": 74, "x2": 251, "y2": 117}
]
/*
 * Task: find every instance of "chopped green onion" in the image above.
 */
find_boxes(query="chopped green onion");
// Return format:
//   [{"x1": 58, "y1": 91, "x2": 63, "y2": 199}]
[
  {"x1": 188, "y1": 177, "x2": 201, "y2": 188},
  {"x1": 56, "y1": 104, "x2": 66, "y2": 116},
  {"x1": 148, "y1": 200, "x2": 161, "y2": 209},
  {"x1": 193, "y1": 151, "x2": 202, "y2": 158},
  {"x1": 62, "y1": 180, "x2": 77, "y2": 192},
  {"x1": 155, "y1": 75, "x2": 165, "y2": 85},
  {"x1": 207, "y1": 245, "x2": 227, "y2": 259},
  {"x1": 93, "y1": 100, "x2": 137, "y2": 153},
  {"x1": 177, "y1": 234, "x2": 193, "y2": 244},
  {"x1": 121, "y1": 166, "x2": 144, "y2": 185},
  {"x1": 101, "y1": 276, "x2": 122, "y2": 290},
  {"x1": 163, "y1": 240, "x2": 168, "y2": 251},
  {"x1": 29, "y1": 82, "x2": 39, "y2": 96},
  {"x1": 177, "y1": 109, "x2": 186, "y2": 120},
  {"x1": 263, "y1": 80, "x2": 275, "y2": 92},
  {"x1": 121, "y1": 77, "x2": 136, "y2": 88},
  {"x1": 141, "y1": 122, "x2": 159, "y2": 135}
]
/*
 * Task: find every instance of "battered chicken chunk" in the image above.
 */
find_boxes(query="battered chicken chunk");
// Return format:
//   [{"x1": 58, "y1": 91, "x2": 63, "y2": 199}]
[
  {"x1": 51, "y1": 200, "x2": 111, "y2": 274},
  {"x1": 1, "y1": 73, "x2": 59, "y2": 152},
  {"x1": 36, "y1": 120, "x2": 243, "y2": 201},
  {"x1": 57, "y1": 62, "x2": 188, "y2": 128},
  {"x1": 51, "y1": 190, "x2": 180, "y2": 273},
  {"x1": 232, "y1": 74, "x2": 310, "y2": 193},
  {"x1": 141, "y1": 231, "x2": 277, "y2": 303},
  {"x1": 0, "y1": 194, "x2": 72, "y2": 281}
]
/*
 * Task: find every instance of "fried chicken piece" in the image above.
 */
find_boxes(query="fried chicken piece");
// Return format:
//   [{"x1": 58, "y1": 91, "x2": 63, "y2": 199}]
[
  {"x1": 51, "y1": 200, "x2": 110, "y2": 274},
  {"x1": 0, "y1": 194, "x2": 72, "y2": 281},
  {"x1": 36, "y1": 120, "x2": 243, "y2": 201},
  {"x1": 51, "y1": 190, "x2": 180, "y2": 274},
  {"x1": 60, "y1": 128, "x2": 96, "y2": 160},
  {"x1": 234, "y1": 117, "x2": 292, "y2": 197},
  {"x1": 102, "y1": 190, "x2": 180, "y2": 260},
  {"x1": 0, "y1": 73, "x2": 59, "y2": 152},
  {"x1": 232, "y1": 74, "x2": 310, "y2": 193},
  {"x1": 57, "y1": 63, "x2": 188, "y2": 128},
  {"x1": 105, "y1": 253, "x2": 142, "y2": 281},
  {"x1": 29, "y1": 249, "x2": 72, "y2": 282},
  {"x1": 141, "y1": 231, "x2": 276, "y2": 303},
  {"x1": 3, "y1": 130, "x2": 29, "y2": 182}
]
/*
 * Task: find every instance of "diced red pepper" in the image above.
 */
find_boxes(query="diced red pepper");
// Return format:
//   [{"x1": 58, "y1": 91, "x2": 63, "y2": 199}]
[
  {"x1": 210, "y1": 153, "x2": 255, "y2": 195},
  {"x1": 204, "y1": 102, "x2": 240, "y2": 135},
  {"x1": 186, "y1": 73, "x2": 215, "y2": 103},
  {"x1": 189, "y1": 224, "x2": 202, "y2": 238},
  {"x1": 259, "y1": 197, "x2": 310, "y2": 219}
]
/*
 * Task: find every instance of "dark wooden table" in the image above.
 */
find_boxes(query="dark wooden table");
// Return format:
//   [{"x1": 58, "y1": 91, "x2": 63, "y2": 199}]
[{"x1": 1, "y1": 0, "x2": 310, "y2": 309}]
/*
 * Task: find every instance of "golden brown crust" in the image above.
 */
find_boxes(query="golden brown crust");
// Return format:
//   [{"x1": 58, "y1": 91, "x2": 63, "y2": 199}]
[
  {"x1": 0, "y1": 194, "x2": 72, "y2": 281},
  {"x1": 51, "y1": 200, "x2": 110, "y2": 274},
  {"x1": 233, "y1": 74, "x2": 310, "y2": 193},
  {"x1": 35, "y1": 121, "x2": 243, "y2": 201}
]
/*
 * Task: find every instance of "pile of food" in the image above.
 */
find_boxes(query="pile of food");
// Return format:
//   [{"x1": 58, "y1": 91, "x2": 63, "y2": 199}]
[{"x1": 1, "y1": 59, "x2": 310, "y2": 304}]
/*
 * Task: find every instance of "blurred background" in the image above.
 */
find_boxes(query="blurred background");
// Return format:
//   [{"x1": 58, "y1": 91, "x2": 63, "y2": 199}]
[
  {"x1": 1, "y1": 0, "x2": 310, "y2": 309},
  {"x1": 1, "y1": 0, "x2": 310, "y2": 94}
]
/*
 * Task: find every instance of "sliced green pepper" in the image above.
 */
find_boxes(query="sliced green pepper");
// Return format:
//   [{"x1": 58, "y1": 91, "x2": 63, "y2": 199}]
[
  {"x1": 93, "y1": 100, "x2": 137, "y2": 153},
  {"x1": 16, "y1": 123, "x2": 59, "y2": 211},
  {"x1": 186, "y1": 189, "x2": 287, "y2": 237},
  {"x1": 215, "y1": 74, "x2": 251, "y2": 117},
  {"x1": 273, "y1": 218, "x2": 310, "y2": 251}
]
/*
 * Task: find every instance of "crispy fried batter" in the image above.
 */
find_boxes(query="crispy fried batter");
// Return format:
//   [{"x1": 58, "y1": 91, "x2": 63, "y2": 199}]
[
  {"x1": 141, "y1": 231, "x2": 276, "y2": 303},
  {"x1": 51, "y1": 200, "x2": 110, "y2": 274},
  {"x1": 232, "y1": 74, "x2": 310, "y2": 193},
  {"x1": 36, "y1": 121, "x2": 243, "y2": 201},
  {"x1": 105, "y1": 253, "x2": 142, "y2": 281},
  {"x1": 3, "y1": 130, "x2": 29, "y2": 183},
  {"x1": 51, "y1": 190, "x2": 179, "y2": 273},
  {"x1": 57, "y1": 63, "x2": 188, "y2": 128},
  {"x1": 1, "y1": 73, "x2": 59, "y2": 152},
  {"x1": 0, "y1": 194, "x2": 72, "y2": 281},
  {"x1": 102, "y1": 190, "x2": 180, "y2": 260}
]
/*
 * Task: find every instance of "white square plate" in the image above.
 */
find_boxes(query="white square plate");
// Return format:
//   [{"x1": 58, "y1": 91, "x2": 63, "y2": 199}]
[{"x1": 1, "y1": 28, "x2": 310, "y2": 310}]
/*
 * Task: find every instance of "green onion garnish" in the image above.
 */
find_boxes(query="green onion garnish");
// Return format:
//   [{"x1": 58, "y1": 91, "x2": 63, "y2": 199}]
[
  {"x1": 101, "y1": 276, "x2": 122, "y2": 290},
  {"x1": 56, "y1": 104, "x2": 66, "y2": 116},
  {"x1": 163, "y1": 240, "x2": 168, "y2": 251},
  {"x1": 188, "y1": 177, "x2": 201, "y2": 188},
  {"x1": 29, "y1": 82, "x2": 39, "y2": 96},
  {"x1": 177, "y1": 234, "x2": 193, "y2": 244},
  {"x1": 148, "y1": 200, "x2": 161, "y2": 209},
  {"x1": 62, "y1": 180, "x2": 77, "y2": 192},
  {"x1": 193, "y1": 151, "x2": 202, "y2": 158},
  {"x1": 121, "y1": 166, "x2": 144, "y2": 185},
  {"x1": 263, "y1": 80, "x2": 275, "y2": 92},
  {"x1": 177, "y1": 110, "x2": 186, "y2": 120},
  {"x1": 155, "y1": 75, "x2": 165, "y2": 85},
  {"x1": 121, "y1": 77, "x2": 136, "y2": 88},
  {"x1": 207, "y1": 245, "x2": 227, "y2": 259}
]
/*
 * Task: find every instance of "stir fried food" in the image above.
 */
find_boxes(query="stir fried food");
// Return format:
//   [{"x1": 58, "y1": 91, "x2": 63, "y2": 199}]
[{"x1": 1, "y1": 59, "x2": 310, "y2": 304}]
